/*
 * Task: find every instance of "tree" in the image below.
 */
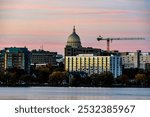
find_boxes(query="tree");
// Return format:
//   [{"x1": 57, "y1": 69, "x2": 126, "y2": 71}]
[
  {"x1": 0, "y1": 72, "x2": 5, "y2": 85},
  {"x1": 2, "y1": 72, "x2": 17, "y2": 86},
  {"x1": 146, "y1": 75, "x2": 150, "y2": 87},
  {"x1": 119, "y1": 74, "x2": 129, "y2": 86},
  {"x1": 36, "y1": 67, "x2": 51, "y2": 83},
  {"x1": 90, "y1": 74, "x2": 101, "y2": 86},
  {"x1": 70, "y1": 77, "x2": 77, "y2": 86},
  {"x1": 49, "y1": 71, "x2": 67, "y2": 86},
  {"x1": 20, "y1": 74, "x2": 34, "y2": 85},
  {"x1": 80, "y1": 76, "x2": 91, "y2": 86},
  {"x1": 90, "y1": 72, "x2": 114, "y2": 87},
  {"x1": 135, "y1": 73, "x2": 146, "y2": 86},
  {"x1": 101, "y1": 72, "x2": 114, "y2": 87}
]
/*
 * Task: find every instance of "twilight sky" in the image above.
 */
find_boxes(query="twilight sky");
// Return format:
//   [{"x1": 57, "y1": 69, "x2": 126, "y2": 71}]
[{"x1": 0, "y1": 0, "x2": 150, "y2": 54}]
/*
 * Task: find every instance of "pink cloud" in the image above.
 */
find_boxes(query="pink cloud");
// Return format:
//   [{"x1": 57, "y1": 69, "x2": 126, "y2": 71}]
[
  {"x1": 0, "y1": 30, "x2": 65, "y2": 36},
  {"x1": 0, "y1": 18, "x2": 149, "y2": 42},
  {"x1": 1, "y1": 3, "x2": 150, "y2": 16},
  {"x1": 0, "y1": 3, "x2": 130, "y2": 15},
  {"x1": 0, "y1": 4, "x2": 59, "y2": 10}
]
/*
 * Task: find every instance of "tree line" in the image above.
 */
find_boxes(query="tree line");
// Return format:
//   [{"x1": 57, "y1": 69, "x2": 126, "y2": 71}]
[{"x1": 0, "y1": 66, "x2": 150, "y2": 87}]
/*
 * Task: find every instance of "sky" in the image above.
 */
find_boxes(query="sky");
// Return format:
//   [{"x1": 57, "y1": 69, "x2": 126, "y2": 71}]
[{"x1": 0, "y1": 0, "x2": 150, "y2": 54}]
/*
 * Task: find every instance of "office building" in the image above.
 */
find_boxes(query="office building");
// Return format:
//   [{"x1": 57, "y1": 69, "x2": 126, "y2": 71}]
[
  {"x1": 31, "y1": 49, "x2": 57, "y2": 66},
  {"x1": 0, "y1": 50, "x2": 5, "y2": 71},
  {"x1": 0, "y1": 47, "x2": 30, "y2": 73},
  {"x1": 121, "y1": 50, "x2": 150, "y2": 70},
  {"x1": 65, "y1": 54, "x2": 122, "y2": 78}
]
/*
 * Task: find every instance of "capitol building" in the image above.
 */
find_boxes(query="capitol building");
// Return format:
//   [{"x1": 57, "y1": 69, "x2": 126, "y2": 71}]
[{"x1": 64, "y1": 26, "x2": 107, "y2": 56}]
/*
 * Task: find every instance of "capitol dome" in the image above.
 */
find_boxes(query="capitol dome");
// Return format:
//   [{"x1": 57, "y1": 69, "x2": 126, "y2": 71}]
[{"x1": 67, "y1": 26, "x2": 82, "y2": 48}]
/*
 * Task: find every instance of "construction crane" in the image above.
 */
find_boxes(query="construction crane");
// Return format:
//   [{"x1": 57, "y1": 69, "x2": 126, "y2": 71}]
[{"x1": 97, "y1": 35, "x2": 145, "y2": 52}]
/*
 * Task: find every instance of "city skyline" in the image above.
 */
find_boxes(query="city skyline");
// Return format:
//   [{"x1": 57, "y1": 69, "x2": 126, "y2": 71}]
[{"x1": 0, "y1": 0, "x2": 150, "y2": 54}]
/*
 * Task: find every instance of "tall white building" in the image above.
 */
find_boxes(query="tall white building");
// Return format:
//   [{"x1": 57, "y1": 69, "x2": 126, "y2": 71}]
[
  {"x1": 121, "y1": 50, "x2": 150, "y2": 70},
  {"x1": 65, "y1": 54, "x2": 122, "y2": 78}
]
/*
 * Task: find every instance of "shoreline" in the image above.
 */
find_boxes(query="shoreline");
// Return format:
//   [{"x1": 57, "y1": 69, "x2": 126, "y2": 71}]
[{"x1": 0, "y1": 85, "x2": 150, "y2": 88}]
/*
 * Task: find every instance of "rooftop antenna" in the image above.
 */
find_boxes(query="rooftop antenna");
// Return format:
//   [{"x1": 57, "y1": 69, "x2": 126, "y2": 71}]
[
  {"x1": 73, "y1": 25, "x2": 76, "y2": 33},
  {"x1": 41, "y1": 44, "x2": 43, "y2": 50}
]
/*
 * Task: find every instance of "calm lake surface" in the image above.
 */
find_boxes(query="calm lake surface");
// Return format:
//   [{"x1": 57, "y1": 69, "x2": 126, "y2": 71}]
[{"x1": 0, "y1": 87, "x2": 150, "y2": 100}]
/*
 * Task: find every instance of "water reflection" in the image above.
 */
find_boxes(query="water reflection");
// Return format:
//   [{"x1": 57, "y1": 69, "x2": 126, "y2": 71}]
[{"x1": 0, "y1": 87, "x2": 150, "y2": 100}]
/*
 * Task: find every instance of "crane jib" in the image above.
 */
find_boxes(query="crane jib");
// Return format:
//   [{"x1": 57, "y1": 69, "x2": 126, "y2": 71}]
[{"x1": 97, "y1": 36, "x2": 145, "y2": 52}]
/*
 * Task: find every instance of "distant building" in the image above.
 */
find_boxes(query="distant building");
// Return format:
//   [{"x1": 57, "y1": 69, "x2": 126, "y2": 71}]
[
  {"x1": 56, "y1": 54, "x2": 64, "y2": 63},
  {"x1": 0, "y1": 51, "x2": 4, "y2": 71},
  {"x1": 145, "y1": 63, "x2": 150, "y2": 71},
  {"x1": 65, "y1": 46, "x2": 107, "y2": 56},
  {"x1": 0, "y1": 47, "x2": 30, "y2": 73},
  {"x1": 65, "y1": 54, "x2": 122, "y2": 78},
  {"x1": 121, "y1": 50, "x2": 150, "y2": 70},
  {"x1": 31, "y1": 49, "x2": 57, "y2": 67},
  {"x1": 64, "y1": 26, "x2": 107, "y2": 56},
  {"x1": 68, "y1": 71, "x2": 88, "y2": 82}
]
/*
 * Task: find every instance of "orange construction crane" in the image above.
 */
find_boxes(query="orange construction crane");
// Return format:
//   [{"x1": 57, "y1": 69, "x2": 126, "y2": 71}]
[{"x1": 97, "y1": 35, "x2": 145, "y2": 52}]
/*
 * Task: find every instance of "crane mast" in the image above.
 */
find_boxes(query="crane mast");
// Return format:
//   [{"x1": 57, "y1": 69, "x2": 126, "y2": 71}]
[{"x1": 97, "y1": 36, "x2": 145, "y2": 52}]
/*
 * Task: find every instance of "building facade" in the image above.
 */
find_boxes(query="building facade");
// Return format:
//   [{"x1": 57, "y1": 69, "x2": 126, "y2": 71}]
[
  {"x1": 31, "y1": 50, "x2": 57, "y2": 66},
  {"x1": 0, "y1": 50, "x2": 5, "y2": 71},
  {"x1": 65, "y1": 46, "x2": 107, "y2": 56},
  {"x1": 121, "y1": 50, "x2": 150, "y2": 70},
  {"x1": 0, "y1": 47, "x2": 30, "y2": 73},
  {"x1": 65, "y1": 54, "x2": 122, "y2": 78}
]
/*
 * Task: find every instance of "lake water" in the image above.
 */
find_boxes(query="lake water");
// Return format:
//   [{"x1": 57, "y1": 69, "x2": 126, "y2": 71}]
[{"x1": 0, "y1": 87, "x2": 150, "y2": 100}]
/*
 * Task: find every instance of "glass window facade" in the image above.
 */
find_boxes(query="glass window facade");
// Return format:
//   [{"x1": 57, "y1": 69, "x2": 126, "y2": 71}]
[{"x1": 65, "y1": 54, "x2": 122, "y2": 78}]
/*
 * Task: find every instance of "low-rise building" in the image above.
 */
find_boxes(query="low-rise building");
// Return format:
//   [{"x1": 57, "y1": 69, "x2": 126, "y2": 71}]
[
  {"x1": 121, "y1": 50, "x2": 150, "y2": 70},
  {"x1": 65, "y1": 46, "x2": 108, "y2": 56},
  {"x1": 31, "y1": 50, "x2": 57, "y2": 67},
  {"x1": 65, "y1": 54, "x2": 122, "y2": 78}
]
